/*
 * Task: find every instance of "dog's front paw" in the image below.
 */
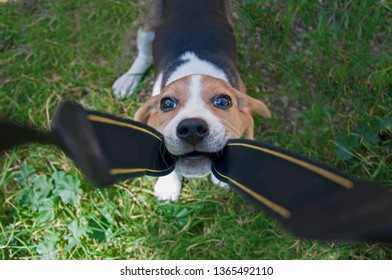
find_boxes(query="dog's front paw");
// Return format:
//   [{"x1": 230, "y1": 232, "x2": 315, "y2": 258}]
[
  {"x1": 112, "y1": 52, "x2": 152, "y2": 98},
  {"x1": 112, "y1": 72, "x2": 142, "y2": 99},
  {"x1": 211, "y1": 173, "x2": 230, "y2": 189},
  {"x1": 154, "y1": 173, "x2": 182, "y2": 202}
]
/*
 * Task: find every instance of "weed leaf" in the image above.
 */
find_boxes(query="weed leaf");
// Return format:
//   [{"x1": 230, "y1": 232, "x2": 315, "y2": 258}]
[
  {"x1": 37, "y1": 230, "x2": 59, "y2": 260},
  {"x1": 14, "y1": 184, "x2": 34, "y2": 208},
  {"x1": 37, "y1": 241, "x2": 58, "y2": 260},
  {"x1": 15, "y1": 164, "x2": 35, "y2": 186},
  {"x1": 65, "y1": 219, "x2": 88, "y2": 252},
  {"x1": 33, "y1": 175, "x2": 53, "y2": 199},
  {"x1": 334, "y1": 145, "x2": 354, "y2": 161},
  {"x1": 354, "y1": 125, "x2": 380, "y2": 145},
  {"x1": 334, "y1": 135, "x2": 360, "y2": 161},
  {"x1": 52, "y1": 171, "x2": 82, "y2": 205},
  {"x1": 101, "y1": 207, "x2": 114, "y2": 224},
  {"x1": 374, "y1": 119, "x2": 392, "y2": 131},
  {"x1": 37, "y1": 198, "x2": 55, "y2": 223},
  {"x1": 45, "y1": 230, "x2": 60, "y2": 244}
]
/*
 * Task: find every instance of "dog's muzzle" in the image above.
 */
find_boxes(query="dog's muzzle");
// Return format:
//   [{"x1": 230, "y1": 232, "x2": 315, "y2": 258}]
[
  {"x1": 172, "y1": 118, "x2": 212, "y2": 177},
  {"x1": 176, "y1": 118, "x2": 209, "y2": 145}
]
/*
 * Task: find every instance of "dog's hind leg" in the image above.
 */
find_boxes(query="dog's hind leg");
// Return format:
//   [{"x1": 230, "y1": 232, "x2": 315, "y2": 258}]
[{"x1": 113, "y1": 0, "x2": 163, "y2": 98}]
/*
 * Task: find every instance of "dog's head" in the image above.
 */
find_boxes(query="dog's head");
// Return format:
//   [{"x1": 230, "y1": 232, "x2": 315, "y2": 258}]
[{"x1": 135, "y1": 75, "x2": 270, "y2": 177}]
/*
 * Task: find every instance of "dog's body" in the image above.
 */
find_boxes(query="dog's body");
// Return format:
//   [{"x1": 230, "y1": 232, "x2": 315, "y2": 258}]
[{"x1": 113, "y1": 0, "x2": 270, "y2": 201}]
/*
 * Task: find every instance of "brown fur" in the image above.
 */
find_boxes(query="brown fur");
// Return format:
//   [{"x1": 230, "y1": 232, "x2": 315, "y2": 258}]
[{"x1": 135, "y1": 75, "x2": 270, "y2": 139}]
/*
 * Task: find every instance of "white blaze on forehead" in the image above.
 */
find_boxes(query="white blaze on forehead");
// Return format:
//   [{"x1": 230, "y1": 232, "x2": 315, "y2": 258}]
[
  {"x1": 164, "y1": 75, "x2": 209, "y2": 129},
  {"x1": 186, "y1": 75, "x2": 202, "y2": 114},
  {"x1": 176, "y1": 75, "x2": 215, "y2": 121}
]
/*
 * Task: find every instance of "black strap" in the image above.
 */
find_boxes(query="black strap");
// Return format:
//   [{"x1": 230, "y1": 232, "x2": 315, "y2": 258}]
[
  {"x1": 0, "y1": 120, "x2": 61, "y2": 152},
  {"x1": 211, "y1": 139, "x2": 392, "y2": 242}
]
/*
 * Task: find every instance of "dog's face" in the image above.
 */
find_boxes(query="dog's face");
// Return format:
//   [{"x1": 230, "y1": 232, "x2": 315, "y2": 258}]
[{"x1": 135, "y1": 75, "x2": 270, "y2": 177}]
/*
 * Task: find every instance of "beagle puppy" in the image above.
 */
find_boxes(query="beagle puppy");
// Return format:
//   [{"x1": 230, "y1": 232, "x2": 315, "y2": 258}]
[{"x1": 113, "y1": 0, "x2": 270, "y2": 201}]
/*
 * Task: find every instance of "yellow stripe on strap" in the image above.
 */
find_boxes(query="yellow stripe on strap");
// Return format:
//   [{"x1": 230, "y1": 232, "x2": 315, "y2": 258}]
[
  {"x1": 228, "y1": 142, "x2": 354, "y2": 190},
  {"x1": 87, "y1": 114, "x2": 162, "y2": 141},
  {"x1": 213, "y1": 168, "x2": 292, "y2": 219},
  {"x1": 110, "y1": 167, "x2": 173, "y2": 175}
]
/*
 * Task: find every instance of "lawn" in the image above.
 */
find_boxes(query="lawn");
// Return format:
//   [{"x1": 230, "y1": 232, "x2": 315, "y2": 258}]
[{"x1": 0, "y1": 0, "x2": 391, "y2": 259}]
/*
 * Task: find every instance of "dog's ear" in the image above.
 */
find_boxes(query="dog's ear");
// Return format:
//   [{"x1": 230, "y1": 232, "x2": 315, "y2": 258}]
[
  {"x1": 134, "y1": 95, "x2": 160, "y2": 124},
  {"x1": 235, "y1": 90, "x2": 271, "y2": 119},
  {"x1": 233, "y1": 89, "x2": 271, "y2": 139},
  {"x1": 245, "y1": 95, "x2": 271, "y2": 119}
]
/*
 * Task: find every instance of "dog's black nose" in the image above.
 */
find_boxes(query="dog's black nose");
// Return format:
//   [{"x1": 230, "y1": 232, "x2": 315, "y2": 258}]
[{"x1": 176, "y1": 118, "x2": 209, "y2": 145}]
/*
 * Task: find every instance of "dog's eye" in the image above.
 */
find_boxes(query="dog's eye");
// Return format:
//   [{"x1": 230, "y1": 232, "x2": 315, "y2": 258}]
[
  {"x1": 160, "y1": 97, "x2": 177, "y2": 111},
  {"x1": 213, "y1": 95, "x2": 232, "y2": 109}
]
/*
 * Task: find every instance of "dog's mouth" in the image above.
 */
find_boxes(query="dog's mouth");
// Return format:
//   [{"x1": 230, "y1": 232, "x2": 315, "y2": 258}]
[
  {"x1": 180, "y1": 151, "x2": 210, "y2": 160},
  {"x1": 175, "y1": 151, "x2": 212, "y2": 177}
]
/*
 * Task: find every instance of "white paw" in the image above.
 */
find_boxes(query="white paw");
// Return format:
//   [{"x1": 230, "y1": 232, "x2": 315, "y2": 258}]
[
  {"x1": 112, "y1": 72, "x2": 142, "y2": 98},
  {"x1": 211, "y1": 173, "x2": 230, "y2": 189},
  {"x1": 154, "y1": 173, "x2": 182, "y2": 202}
]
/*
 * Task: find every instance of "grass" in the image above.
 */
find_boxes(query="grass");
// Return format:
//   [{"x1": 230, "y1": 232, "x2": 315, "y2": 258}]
[{"x1": 0, "y1": 0, "x2": 391, "y2": 259}]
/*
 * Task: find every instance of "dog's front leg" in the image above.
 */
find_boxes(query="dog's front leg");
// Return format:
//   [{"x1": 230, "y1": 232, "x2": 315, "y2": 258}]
[
  {"x1": 112, "y1": 28, "x2": 155, "y2": 98},
  {"x1": 211, "y1": 173, "x2": 229, "y2": 189},
  {"x1": 154, "y1": 172, "x2": 183, "y2": 202}
]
